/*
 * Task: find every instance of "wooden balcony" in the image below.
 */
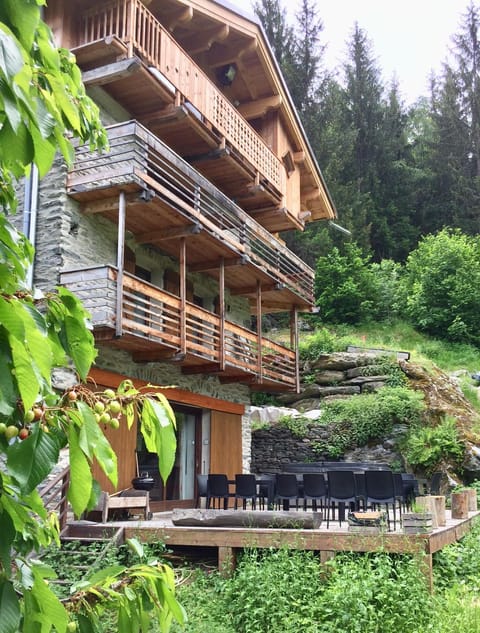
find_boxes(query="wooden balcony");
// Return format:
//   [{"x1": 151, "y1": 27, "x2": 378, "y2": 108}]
[
  {"x1": 67, "y1": 120, "x2": 315, "y2": 312},
  {"x1": 70, "y1": 0, "x2": 292, "y2": 227},
  {"x1": 60, "y1": 266, "x2": 298, "y2": 391}
]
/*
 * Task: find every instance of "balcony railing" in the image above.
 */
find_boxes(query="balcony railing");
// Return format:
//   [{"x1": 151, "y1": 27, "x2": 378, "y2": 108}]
[
  {"x1": 60, "y1": 266, "x2": 297, "y2": 388},
  {"x1": 68, "y1": 120, "x2": 314, "y2": 306},
  {"x1": 78, "y1": 0, "x2": 285, "y2": 194}
]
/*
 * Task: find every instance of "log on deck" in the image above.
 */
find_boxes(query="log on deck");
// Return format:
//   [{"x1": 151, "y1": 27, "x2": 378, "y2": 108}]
[{"x1": 171, "y1": 508, "x2": 321, "y2": 529}]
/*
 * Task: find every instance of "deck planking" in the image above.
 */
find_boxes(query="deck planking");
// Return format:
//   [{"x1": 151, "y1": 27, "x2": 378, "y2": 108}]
[{"x1": 87, "y1": 509, "x2": 480, "y2": 591}]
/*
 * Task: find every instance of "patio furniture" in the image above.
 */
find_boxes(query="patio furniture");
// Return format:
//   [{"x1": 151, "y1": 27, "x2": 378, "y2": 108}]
[
  {"x1": 326, "y1": 470, "x2": 358, "y2": 527},
  {"x1": 364, "y1": 470, "x2": 399, "y2": 531},
  {"x1": 274, "y1": 473, "x2": 300, "y2": 511},
  {"x1": 234, "y1": 474, "x2": 258, "y2": 510},
  {"x1": 207, "y1": 474, "x2": 230, "y2": 509},
  {"x1": 302, "y1": 473, "x2": 327, "y2": 512}
]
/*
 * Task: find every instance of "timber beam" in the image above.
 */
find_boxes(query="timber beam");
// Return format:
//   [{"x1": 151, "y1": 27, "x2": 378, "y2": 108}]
[
  {"x1": 180, "y1": 24, "x2": 230, "y2": 54},
  {"x1": 132, "y1": 350, "x2": 186, "y2": 363},
  {"x1": 80, "y1": 191, "x2": 153, "y2": 215},
  {"x1": 188, "y1": 255, "x2": 250, "y2": 273},
  {"x1": 237, "y1": 95, "x2": 282, "y2": 120},
  {"x1": 81, "y1": 58, "x2": 142, "y2": 86},
  {"x1": 136, "y1": 224, "x2": 202, "y2": 244}
]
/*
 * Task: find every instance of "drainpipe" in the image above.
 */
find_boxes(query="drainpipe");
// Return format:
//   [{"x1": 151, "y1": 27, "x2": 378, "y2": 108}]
[{"x1": 23, "y1": 165, "x2": 40, "y2": 290}]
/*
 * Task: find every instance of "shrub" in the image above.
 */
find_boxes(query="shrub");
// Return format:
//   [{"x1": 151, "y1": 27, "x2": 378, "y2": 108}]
[
  {"x1": 313, "y1": 387, "x2": 425, "y2": 457},
  {"x1": 299, "y1": 326, "x2": 349, "y2": 360},
  {"x1": 401, "y1": 228, "x2": 480, "y2": 343},
  {"x1": 314, "y1": 243, "x2": 378, "y2": 324},
  {"x1": 404, "y1": 416, "x2": 464, "y2": 473}
]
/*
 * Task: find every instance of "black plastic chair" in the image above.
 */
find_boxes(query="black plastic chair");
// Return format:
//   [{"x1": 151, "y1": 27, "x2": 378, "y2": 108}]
[
  {"x1": 364, "y1": 470, "x2": 399, "y2": 531},
  {"x1": 326, "y1": 470, "x2": 358, "y2": 527},
  {"x1": 196, "y1": 474, "x2": 208, "y2": 508},
  {"x1": 302, "y1": 473, "x2": 327, "y2": 512},
  {"x1": 354, "y1": 472, "x2": 367, "y2": 511},
  {"x1": 275, "y1": 473, "x2": 299, "y2": 510},
  {"x1": 426, "y1": 471, "x2": 442, "y2": 495},
  {"x1": 234, "y1": 474, "x2": 258, "y2": 510},
  {"x1": 207, "y1": 474, "x2": 230, "y2": 510},
  {"x1": 256, "y1": 474, "x2": 275, "y2": 510}
]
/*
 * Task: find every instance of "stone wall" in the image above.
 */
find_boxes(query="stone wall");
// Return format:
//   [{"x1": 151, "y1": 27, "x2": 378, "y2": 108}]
[{"x1": 250, "y1": 351, "x2": 406, "y2": 473}]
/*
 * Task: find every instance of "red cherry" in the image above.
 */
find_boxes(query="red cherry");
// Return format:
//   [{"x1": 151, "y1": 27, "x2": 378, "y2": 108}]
[{"x1": 19, "y1": 428, "x2": 29, "y2": 440}]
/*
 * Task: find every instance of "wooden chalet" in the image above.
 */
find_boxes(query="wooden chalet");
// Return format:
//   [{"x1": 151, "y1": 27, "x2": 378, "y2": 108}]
[{"x1": 38, "y1": 0, "x2": 336, "y2": 511}]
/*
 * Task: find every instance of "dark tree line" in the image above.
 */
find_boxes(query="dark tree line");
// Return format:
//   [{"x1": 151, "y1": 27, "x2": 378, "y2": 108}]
[{"x1": 253, "y1": 0, "x2": 480, "y2": 266}]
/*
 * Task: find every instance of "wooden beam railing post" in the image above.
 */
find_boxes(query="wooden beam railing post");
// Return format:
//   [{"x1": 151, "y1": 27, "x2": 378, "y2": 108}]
[
  {"x1": 126, "y1": 0, "x2": 137, "y2": 58},
  {"x1": 115, "y1": 191, "x2": 126, "y2": 338},
  {"x1": 180, "y1": 237, "x2": 187, "y2": 355},
  {"x1": 219, "y1": 258, "x2": 225, "y2": 370},
  {"x1": 256, "y1": 281, "x2": 263, "y2": 381},
  {"x1": 291, "y1": 306, "x2": 300, "y2": 393}
]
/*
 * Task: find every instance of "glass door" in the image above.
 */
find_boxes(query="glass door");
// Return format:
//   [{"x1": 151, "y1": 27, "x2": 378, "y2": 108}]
[{"x1": 136, "y1": 405, "x2": 201, "y2": 508}]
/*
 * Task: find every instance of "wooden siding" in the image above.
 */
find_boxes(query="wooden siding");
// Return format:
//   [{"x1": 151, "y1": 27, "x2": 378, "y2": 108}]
[{"x1": 210, "y1": 411, "x2": 242, "y2": 480}]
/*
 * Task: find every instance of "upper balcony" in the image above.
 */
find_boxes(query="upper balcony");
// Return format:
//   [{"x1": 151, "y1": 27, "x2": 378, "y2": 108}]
[
  {"x1": 60, "y1": 266, "x2": 298, "y2": 391},
  {"x1": 67, "y1": 120, "x2": 315, "y2": 312},
  {"x1": 67, "y1": 0, "x2": 306, "y2": 231}
]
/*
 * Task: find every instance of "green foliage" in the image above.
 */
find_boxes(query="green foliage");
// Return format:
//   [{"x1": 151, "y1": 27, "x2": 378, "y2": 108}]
[
  {"x1": 0, "y1": 0, "x2": 107, "y2": 212},
  {"x1": 401, "y1": 229, "x2": 480, "y2": 343},
  {"x1": 0, "y1": 3, "x2": 182, "y2": 631},
  {"x1": 434, "y1": 520, "x2": 480, "y2": 591},
  {"x1": 314, "y1": 243, "x2": 378, "y2": 324},
  {"x1": 299, "y1": 326, "x2": 352, "y2": 360},
  {"x1": 277, "y1": 414, "x2": 312, "y2": 437},
  {"x1": 313, "y1": 387, "x2": 424, "y2": 458},
  {"x1": 404, "y1": 416, "x2": 464, "y2": 472},
  {"x1": 173, "y1": 549, "x2": 433, "y2": 633},
  {"x1": 222, "y1": 548, "x2": 326, "y2": 632}
]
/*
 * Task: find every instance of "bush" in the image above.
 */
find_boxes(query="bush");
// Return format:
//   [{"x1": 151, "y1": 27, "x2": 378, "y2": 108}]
[
  {"x1": 313, "y1": 387, "x2": 425, "y2": 458},
  {"x1": 404, "y1": 416, "x2": 464, "y2": 473},
  {"x1": 401, "y1": 228, "x2": 480, "y2": 343},
  {"x1": 314, "y1": 243, "x2": 378, "y2": 324}
]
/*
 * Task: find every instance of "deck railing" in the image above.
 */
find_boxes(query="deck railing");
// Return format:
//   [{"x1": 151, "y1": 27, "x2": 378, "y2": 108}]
[
  {"x1": 122, "y1": 272, "x2": 296, "y2": 384},
  {"x1": 61, "y1": 266, "x2": 296, "y2": 386},
  {"x1": 38, "y1": 466, "x2": 71, "y2": 530},
  {"x1": 68, "y1": 120, "x2": 314, "y2": 305},
  {"x1": 79, "y1": 0, "x2": 285, "y2": 193}
]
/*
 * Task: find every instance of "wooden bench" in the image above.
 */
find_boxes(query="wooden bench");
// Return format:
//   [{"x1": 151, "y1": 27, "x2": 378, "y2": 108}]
[{"x1": 95, "y1": 490, "x2": 150, "y2": 523}]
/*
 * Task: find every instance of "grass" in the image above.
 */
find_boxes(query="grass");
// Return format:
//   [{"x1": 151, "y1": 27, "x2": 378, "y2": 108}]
[{"x1": 268, "y1": 318, "x2": 480, "y2": 373}]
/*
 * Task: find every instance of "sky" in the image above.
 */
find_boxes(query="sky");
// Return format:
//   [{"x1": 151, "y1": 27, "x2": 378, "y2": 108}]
[{"x1": 230, "y1": 0, "x2": 474, "y2": 106}]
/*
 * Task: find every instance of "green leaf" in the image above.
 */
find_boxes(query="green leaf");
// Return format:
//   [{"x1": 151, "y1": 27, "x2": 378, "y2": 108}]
[
  {"x1": 126, "y1": 537, "x2": 144, "y2": 560},
  {"x1": 63, "y1": 315, "x2": 95, "y2": 380},
  {"x1": 0, "y1": 26, "x2": 24, "y2": 79},
  {"x1": 83, "y1": 565, "x2": 126, "y2": 587},
  {"x1": 0, "y1": 504, "x2": 15, "y2": 571},
  {"x1": 7, "y1": 425, "x2": 60, "y2": 494},
  {"x1": 0, "y1": 578, "x2": 20, "y2": 633},
  {"x1": 9, "y1": 333, "x2": 39, "y2": 412},
  {"x1": 67, "y1": 423, "x2": 93, "y2": 517},
  {"x1": 0, "y1": 331, "x2": 15, "y2": 415},
  {"x1": 1, "y1": 0, "x2": 40, "y2": 51},
  {"x1": 78, "y1": 401, "x2": 117, "y2": 487},
  {"x1": 141, "y1": 399, "x2": 176, "y2": 484},
  {"x1": 0, "y1": 295, "x2": 24, "y2": 340},
  {"x1": 24, "y1": 566, "x2": 68, "y2": 633}
]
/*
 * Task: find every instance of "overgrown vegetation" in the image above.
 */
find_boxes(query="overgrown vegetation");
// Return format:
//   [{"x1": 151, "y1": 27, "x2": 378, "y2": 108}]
[
  {"x1": 403, "y1": 416, "x2": 465, "y2": 474},
  {"x1": 168, "y1": 526, "x2": 480, "y2": 633},
  {"x1": 311, "y1": 387, "x2": 425, "y2": 458}
]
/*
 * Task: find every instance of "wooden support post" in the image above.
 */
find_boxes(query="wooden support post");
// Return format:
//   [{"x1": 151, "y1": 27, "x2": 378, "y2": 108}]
[
  {"x1": 219, "y1": 258, "x2": 225, "y2": 370},
  {"x1": 420, "y1": 552, "x2": 434, "y2": 594},
  {"x1": 218, "y1": 546, "x2": 236, "y2": 577},
  {"x1": 115, "y1": 191, "x2": 126, "y2": 337},
  {"x1": 179, "y1": 237, "x2": 187, "y2": 355},
  {"x1": 256, "y1": 281, "x2": 262, "y2": 380},
  {"x1": 291, "y1": 306, "x2": 300, "y2": 393}
]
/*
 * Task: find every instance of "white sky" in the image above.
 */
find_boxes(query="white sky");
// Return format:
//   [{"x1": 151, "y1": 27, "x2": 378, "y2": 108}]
[{"x1": 232, "y1": 0, "x2": 473, "y2": 106}]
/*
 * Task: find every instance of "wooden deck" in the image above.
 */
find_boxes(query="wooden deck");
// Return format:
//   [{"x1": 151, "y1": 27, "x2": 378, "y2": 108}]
[{"x1": 71, "y1": 509, "x2": 480, "y2": 592}]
